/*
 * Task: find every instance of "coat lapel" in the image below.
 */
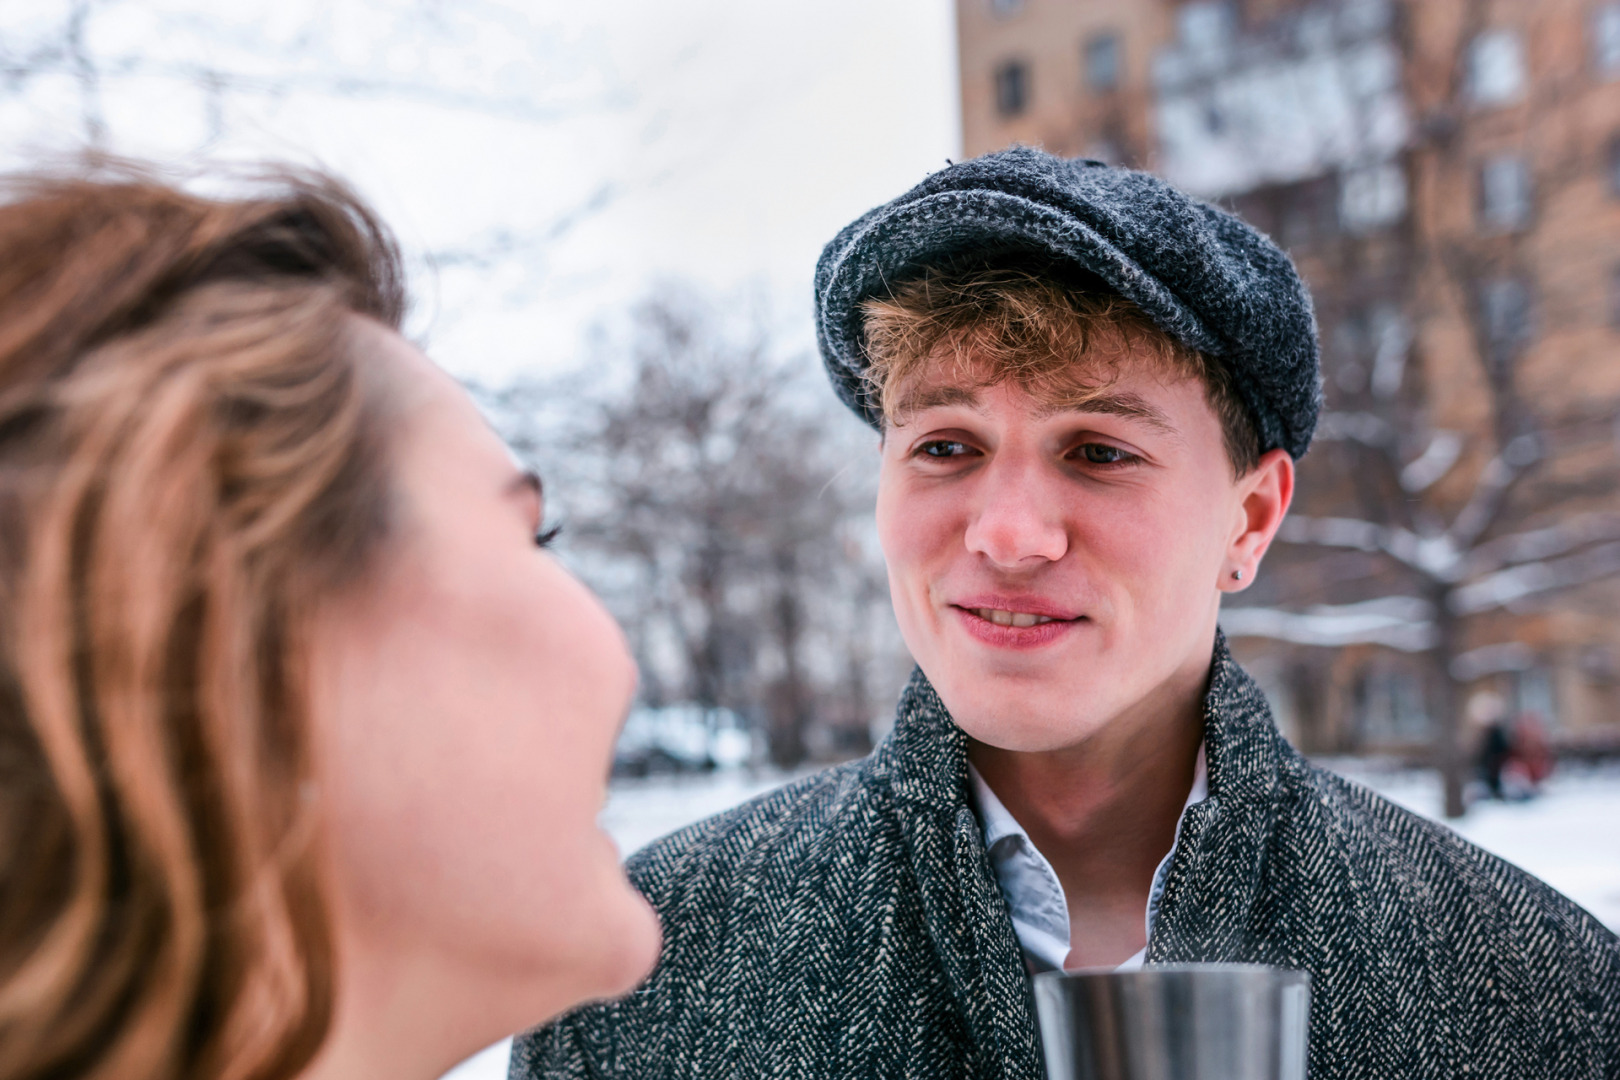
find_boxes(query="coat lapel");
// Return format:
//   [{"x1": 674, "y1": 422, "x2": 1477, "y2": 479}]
[
  {"x1": 886, "y1": 670, "x2": 1047, "y2": 1080},
  {"x1": 1148, "y1": 632, "x2": 1284, "y2": 962}
]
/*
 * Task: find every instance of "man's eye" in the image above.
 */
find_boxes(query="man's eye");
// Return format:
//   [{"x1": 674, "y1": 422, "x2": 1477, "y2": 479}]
[
  {"x1": 1073, "y1": 443, "x2": 1131, "y2": 465},
  {"x1": 919, "y1": 440, "x2": 972, "y2": 458}
]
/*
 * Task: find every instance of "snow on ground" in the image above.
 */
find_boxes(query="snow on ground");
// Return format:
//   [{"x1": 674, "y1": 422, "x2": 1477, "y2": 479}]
[
  {"x1": 598, "y1": 767, "x2": 821, "y2": 856},
  {"x1": 441, "y1": 760, "x2": 1620, "y2": 1080}
]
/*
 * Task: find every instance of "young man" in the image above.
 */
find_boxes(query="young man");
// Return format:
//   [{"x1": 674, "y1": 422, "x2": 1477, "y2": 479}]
[{"x1": 514, "y1": 149, "x2": 1619, "y2": 1079}]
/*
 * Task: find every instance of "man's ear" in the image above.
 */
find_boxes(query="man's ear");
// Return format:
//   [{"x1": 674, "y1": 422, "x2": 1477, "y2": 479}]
[{"x1": 1220, "y1": 448, "x2": 1294, "y2": 593}]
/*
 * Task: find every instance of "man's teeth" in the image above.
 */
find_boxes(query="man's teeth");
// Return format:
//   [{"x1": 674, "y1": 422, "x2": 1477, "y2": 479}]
[{"x1": 973, "y1": 608, "x2": 1057, "y2": 628}]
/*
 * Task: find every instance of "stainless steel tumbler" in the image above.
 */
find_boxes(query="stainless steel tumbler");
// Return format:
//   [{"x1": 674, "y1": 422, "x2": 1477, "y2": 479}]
[{"x1": 1031, "y1": 964, "x2": 1310, "y2": 1080}]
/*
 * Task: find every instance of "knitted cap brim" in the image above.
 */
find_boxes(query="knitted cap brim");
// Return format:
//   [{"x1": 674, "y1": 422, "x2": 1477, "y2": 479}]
[{"x1": 813, "y1": 150, "x2": 1321, "y2": 459}]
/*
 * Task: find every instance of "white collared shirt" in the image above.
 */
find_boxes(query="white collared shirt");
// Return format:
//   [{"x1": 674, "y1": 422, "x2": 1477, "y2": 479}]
[{"x1": 968, "y1": 745, "x2": 1207, "y2": 972}]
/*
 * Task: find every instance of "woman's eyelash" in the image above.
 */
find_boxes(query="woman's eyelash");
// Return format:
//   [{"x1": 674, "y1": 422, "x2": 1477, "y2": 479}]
[{"x1": 535, "y1": 523, "x2": 563, "y2": 548}]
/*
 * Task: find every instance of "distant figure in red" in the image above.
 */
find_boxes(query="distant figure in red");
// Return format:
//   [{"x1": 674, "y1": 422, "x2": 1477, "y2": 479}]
[
  {"x1": 1507, "y1": 711, "x2": 1555, "y2": 796},
  {"x1": 1479, "y1": 708, "x2": 1555, "y2": 801}
]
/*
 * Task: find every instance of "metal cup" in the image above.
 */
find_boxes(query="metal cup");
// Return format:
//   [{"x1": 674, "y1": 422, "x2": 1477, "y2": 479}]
[{"x1": 1032, "y1": 963, "x2": 1310, "y2": 1080}]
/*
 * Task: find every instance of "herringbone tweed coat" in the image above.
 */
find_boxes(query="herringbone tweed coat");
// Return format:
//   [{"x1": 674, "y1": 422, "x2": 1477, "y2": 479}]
[{"x1": 513, "y1": 638, "x2": 1620, "y2": 1079}]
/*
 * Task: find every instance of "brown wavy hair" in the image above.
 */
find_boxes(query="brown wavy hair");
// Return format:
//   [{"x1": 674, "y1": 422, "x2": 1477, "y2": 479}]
[
  {"x1": 0, "y1": 165, "x2": 405, "y2": 1080},
  {"x1": 860, "y1": 264, "x2": 1261, "y2": 475}
]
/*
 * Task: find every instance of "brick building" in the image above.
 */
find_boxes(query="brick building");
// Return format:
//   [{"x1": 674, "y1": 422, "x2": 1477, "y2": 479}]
[{"x1": 956, "y1": 0, "x2": 1620, "y2": 766}]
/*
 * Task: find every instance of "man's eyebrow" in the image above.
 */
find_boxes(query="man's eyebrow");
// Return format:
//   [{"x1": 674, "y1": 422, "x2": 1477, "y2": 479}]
[
  {"x1": 894, "y1": 383, "x2": 1178, "y2": 435},
  {"x1": 1033, "y1": 391, "x2": 1177, "y2": 434},
  {"x1": 891, "y1": 384, "x2": 983, "y2": 415}
]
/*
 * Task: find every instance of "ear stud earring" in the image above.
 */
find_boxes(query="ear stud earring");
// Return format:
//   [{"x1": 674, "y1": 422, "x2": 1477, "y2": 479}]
[{"x1": 1231, "y1": 569, "x2": 1244, "y2": 581}]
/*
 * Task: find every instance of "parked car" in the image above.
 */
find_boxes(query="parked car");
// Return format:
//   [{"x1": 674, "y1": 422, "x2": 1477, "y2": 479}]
[{"x1": 613, "y1": 703, "x2": 754, "y2": 777}]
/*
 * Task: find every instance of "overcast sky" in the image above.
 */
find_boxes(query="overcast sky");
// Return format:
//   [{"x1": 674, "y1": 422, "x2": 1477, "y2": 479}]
[{"x1": 0, "y1": 0, "x2": 960, "y2": 383}]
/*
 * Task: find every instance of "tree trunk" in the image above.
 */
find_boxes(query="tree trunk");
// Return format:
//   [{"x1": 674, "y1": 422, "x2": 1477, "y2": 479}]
[
  {"x1": 767, "y1": 561, "x2": 810, "y2": 768},
  {"x1": 1433, "y1": 587, "x2": 1468, "y2": 818},
  {"x1": 842, "y1": 651, "x2": 874, "y2": 756},
  {"x1": 689, "y1": 535, "x2": 726, "y2": 712}
]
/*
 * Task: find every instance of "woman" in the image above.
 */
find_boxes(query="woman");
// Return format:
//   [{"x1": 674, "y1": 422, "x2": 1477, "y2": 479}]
[{"x1": 0, "y1": 167, "x2": 661, "y2": 1080}]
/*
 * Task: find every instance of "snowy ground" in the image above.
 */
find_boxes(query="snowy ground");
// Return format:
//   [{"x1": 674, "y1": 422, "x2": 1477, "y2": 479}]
[{"x1": 441, "y1": 760, "x2": 1620, "y2": 1080}]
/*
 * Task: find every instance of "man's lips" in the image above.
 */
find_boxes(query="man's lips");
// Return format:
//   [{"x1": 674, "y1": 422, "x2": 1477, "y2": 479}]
[
  {"x1": 949, "y1": 594, "x2": 1082, "y2": 622},
  {"x1": 948, "y1": 595, "x2": 1084, "y2": 648}
]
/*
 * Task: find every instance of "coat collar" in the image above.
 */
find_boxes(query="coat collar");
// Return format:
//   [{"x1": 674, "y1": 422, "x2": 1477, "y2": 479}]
[
  {"x1": 878, "y1": 631, "x2": 1289, "y2": 1073},
  {"x1": 883, "y1": 630, "x2": 1283, "y2": 818}
]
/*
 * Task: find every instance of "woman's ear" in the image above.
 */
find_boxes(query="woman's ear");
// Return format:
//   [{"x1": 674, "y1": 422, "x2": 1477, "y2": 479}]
[{"x1": 1220, "y1": 448, "x2": 1295, "y2": 592}]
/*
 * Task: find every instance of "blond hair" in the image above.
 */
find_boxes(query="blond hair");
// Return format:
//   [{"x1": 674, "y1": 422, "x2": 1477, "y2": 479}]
[
  {"x1": 0, "y1": 168, "x2": 403, "y2": 1080},
  {"x1": 860, "y1": 265, "x2": 1261, "y2": 474}
]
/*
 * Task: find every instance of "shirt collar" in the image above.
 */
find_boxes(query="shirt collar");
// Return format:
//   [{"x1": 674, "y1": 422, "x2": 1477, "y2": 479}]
[{"x1": 968, "y1": 743, "x2": 1208, "y2": 972}]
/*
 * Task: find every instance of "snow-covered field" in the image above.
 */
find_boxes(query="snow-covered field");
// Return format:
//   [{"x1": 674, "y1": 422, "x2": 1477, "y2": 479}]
[{"x1": 442, "y1": 760, "x2": 1620, "y2": 1080}]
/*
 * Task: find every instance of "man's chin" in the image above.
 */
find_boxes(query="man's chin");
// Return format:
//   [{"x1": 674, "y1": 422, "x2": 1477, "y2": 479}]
[
  {"x1": 934, "y1": 677, "x2": 1114, "y2": 754},
  {"x1": 956, "y1": 712, "x2": 1113, "y2": 754}
]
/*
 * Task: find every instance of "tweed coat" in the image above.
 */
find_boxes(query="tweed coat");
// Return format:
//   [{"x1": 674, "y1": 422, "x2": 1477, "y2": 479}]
[{"x1": 513, "y1": 638, "x2": 1620, "y2": 1079}]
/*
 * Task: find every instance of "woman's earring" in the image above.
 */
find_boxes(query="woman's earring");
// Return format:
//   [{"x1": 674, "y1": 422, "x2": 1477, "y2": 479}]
[{"x1": 1231, "y1": 569, "x2": 1244, "y2": 582}]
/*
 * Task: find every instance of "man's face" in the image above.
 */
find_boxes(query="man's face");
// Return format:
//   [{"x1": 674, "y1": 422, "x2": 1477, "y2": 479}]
[{"x1": 876, "y1": 353, "x2": 1280, "y2": 752}]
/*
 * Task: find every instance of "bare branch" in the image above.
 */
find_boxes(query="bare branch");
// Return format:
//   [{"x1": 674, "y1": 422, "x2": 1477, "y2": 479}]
[
  {"x1": 1275, "y1": 514, "x2": 1455, "y2": 577},
  {"x1": 1461, "y1": 511, "x2": 1620, "y2": 577},
  {"x1": 1221, "y1": 596, "x2": 1436, "y2": 651},
  {"x1": 1398, "y1": 430, "x2": 1463, "y2": 492},
  {"x1": 1444, "y1": 434, "x2": 1541, "y2": 549},
  {"x1": 96, "y1": 56, "x2": 624, "y2": 127},
  {"x1": 1450, "y1": 540, "x2": 1620, "y2": 614},
  {"x1": 422, "y1": 183, "x2": 619, "y2": 272},
  {"x1": 66, "y1": 0, "x2": 105, "y2": 146},
  {"x1": 1314, "y1": 410, "x2": 1395, "y2": 448}
]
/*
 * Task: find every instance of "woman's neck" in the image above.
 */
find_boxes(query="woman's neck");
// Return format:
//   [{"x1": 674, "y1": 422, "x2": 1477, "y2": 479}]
[{"x1": 299, "y1": 930, "x2": 565, "y2": 1080}]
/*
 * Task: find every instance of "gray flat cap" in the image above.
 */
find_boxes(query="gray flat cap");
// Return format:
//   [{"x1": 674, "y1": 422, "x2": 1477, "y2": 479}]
[{"x1": 814, "y1": 147, "x2": 1322, "y2": 459}]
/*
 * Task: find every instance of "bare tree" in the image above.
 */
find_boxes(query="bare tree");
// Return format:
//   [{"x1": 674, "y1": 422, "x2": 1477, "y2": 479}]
[
  {"x1": 0, "y1": 0, "x2": 635, "y2": 311},
  {"x1": 1210, "y1": 0, "x2": 1620, "y2": 815},
  {"x1": 484, "y1": 290, "x2": 905, "y2": 769}
]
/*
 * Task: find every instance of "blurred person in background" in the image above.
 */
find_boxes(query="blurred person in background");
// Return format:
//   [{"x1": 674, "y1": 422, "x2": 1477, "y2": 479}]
[
  {"x1": 0, "y1": 165, "x2": 659, "y2": 1080},
  {"x1": 1507, "y1": 711, "x2": 1555, "y2": 798},
  {"x1": 1468, "y1": 689, "x2": 1553, "y2": 802},
  {"x1": 1479, "y1": 713, "x2": 1515, "y2": 800},
  {"x1": 519, "y1": 149, "x2": 1620, "y2": 1079},
  {"x1": 1471, "y1": 690, "x2": 1514, "y2": 800}
]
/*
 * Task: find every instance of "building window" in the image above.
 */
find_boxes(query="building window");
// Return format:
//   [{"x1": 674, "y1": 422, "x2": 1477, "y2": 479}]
[
  {"x1": 995, "y1": 60, "x2": 1030, "y2": 117},
  {"x1": 1177, "y1": 1, "x2": 1235, "y2": 56},
  {"x1": 1479, "y1": 277, "x2": 1534, "y2": 373},
  {"x1": 1270, "y1": 175, "x2": 1340, "y2": 252},
  {"x1": 1339, "y1": 161, "x2": 1408, "y2": 232},
  {"x1": 1594, "y1": 5, "x2": 1620, "y2": 76},
  {"x1": 1085, "y1": 33, "x2": 1122, "y2": 92},
  {"x1": 1466, "y1": 30, "x2": 1526, "y2": 105},
  {"x1": 1478, "y1": 155, "x2": 1532, "y2": 231},
  {"x1": 1355, "y1": 664, "x2": 1432, "y2": 744},
  {"x1": 1331, "y1": 302, "x2": 1409, "y2": 399},
  {"x1": 988, "y1": 0, "x2": 1025, "y2": 18}
]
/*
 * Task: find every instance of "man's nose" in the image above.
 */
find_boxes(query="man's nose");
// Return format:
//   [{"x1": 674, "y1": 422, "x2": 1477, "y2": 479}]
[{"x1": 962, "y1": 458, "x2": 1069, "y2": 567}]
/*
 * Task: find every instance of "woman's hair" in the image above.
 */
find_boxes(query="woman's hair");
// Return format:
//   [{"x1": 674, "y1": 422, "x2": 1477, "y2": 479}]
[
  {"x1": 860, "y1": 263, "x2": 1262, "y2": 475},
  {"x1": 0, "y1": 165, "x2": 406, "y2": 1080}
]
